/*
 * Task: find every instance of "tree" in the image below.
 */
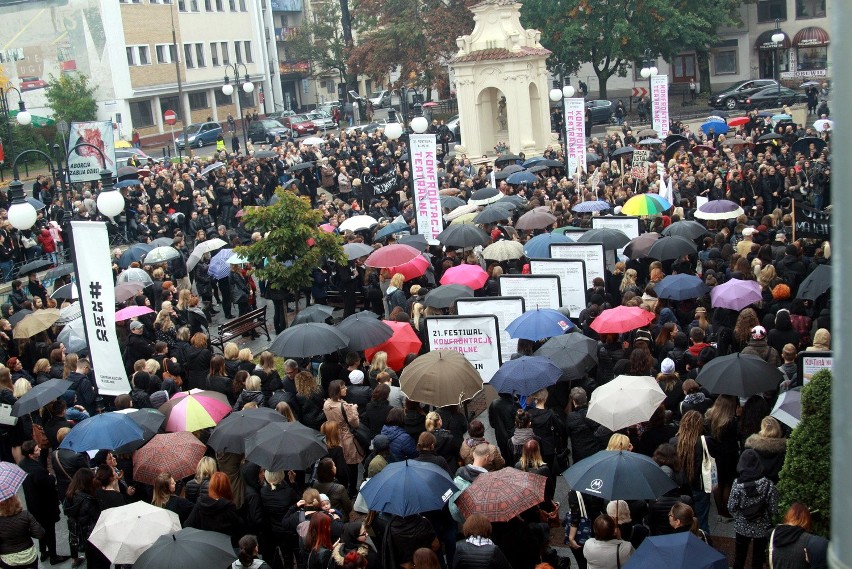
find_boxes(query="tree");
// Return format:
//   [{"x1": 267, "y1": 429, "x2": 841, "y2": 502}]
[
  {"x1": 44, "y1": 73, "x2": 98, "y2": 126},
  {"x1": 520, "y1": 0, "x2": 740, "y2": 99},
  {"x1": 777, "y1": 369, "x2": 831, "y2": 537},
  {"x1": 235, "y1": 189, "x2": 344, "y2": 297},
  {"x1": 287, "y1": 1, "x2": 351, "y2": 84}
]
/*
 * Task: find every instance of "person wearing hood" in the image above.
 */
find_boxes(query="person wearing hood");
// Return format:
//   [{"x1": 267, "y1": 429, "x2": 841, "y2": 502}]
[
  {"x1": 185, "y1": 472, "x2": 243, "y2": 546},
  {"x1": 526, "y1": 389, "x2": 565, "y2": 472},
  {"x1": 744, "y1": 417, "x2": 787, "y2": 484},
  {"x1": 685, "y1": 327, "x2": 711, "y2": 362},
  {"x1": 728, "y1": 449, "x2": 779, "y2": 569},
  {"x1": 130, "y1": 371, "x2": 153, "y2": 409},
  {"x1": 233, "y1": 375, "x2": 265, "y2": 411},
  {"x1": 806, "y1": 328, "x2": 830, "y2": 352},
  {"x1": 679, "y1": 379, "x2": 711, "y2": 416},
  {"x1": 380, "y1": 408, "x2": 417, "y2": 461},
  {"x1": 384, "y1": 273, "x2": 407, "y2": 316},
  {"x1": 767, "y1": 310, "x2": 801, "y2": 354},
  {"x1": 330, "y1": 521, "x2": 379, "y2": 568},
  {"x1": 769, "y1": 503, "x2": 829, "y2": 569},
  {"x1": 741, "y1": 325, "x2": 781, "y2": 367}
]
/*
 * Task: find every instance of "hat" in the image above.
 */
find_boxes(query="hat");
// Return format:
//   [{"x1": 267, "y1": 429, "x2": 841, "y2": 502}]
[
  {"x1": 349, "y1": 370, "x2": 365, "y2": 385},
  {"x1": 634, "y1": 330, "x2": 653, "y2": 345},
  {"x1": 695, "y1": 307, "x2": 706, "y2": 314},
  {"x1": 742, "y1": 227, "x2": 755, "y2": 237},
  {"x1": 491, "y1": 229, "x2": 502, "y2": 240},
  {"x1": 750, "y1": 325, "x2": 767, "y2": 340},
  {"x1": 372, "y1": 434, "x2": 390, "y2": 452},
  {"x1": 130, "y1": 320, "x2": 144, "y2": 331},
  {"x1": 5, "y1": 357, "x2": 18, "y2": 369},
  {"x1": 149, "y1": 390, "x2": 168, "y2": 408},
  {"x1": 660, "y1": 358, "x2": 676, "y2": 374}
]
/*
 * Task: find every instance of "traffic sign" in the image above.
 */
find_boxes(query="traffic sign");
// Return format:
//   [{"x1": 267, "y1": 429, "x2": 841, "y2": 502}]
[
  {"x1": 632, "y1": 87, "x2": 648, "y2": 98},
  {"x1": 164, "y1": 110, "x2": 177, "y2": 126}
]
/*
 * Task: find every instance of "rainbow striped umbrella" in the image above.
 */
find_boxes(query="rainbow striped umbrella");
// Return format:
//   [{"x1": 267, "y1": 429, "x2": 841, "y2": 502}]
[
  {"x1": 159, "y1": 390, "x2": 232, "y2": 432},
  {"x1": 621, "y1": 194, "x2": 671, "y2": 216}
]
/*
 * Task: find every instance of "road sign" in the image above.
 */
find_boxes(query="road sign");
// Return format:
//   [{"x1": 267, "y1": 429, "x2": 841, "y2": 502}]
[
  {"x1": 164, "y1": 110, "x2": 177, "y2": 126},
  {"x1": 632, "y1": 87, "x2": 648, "y2": 98}
]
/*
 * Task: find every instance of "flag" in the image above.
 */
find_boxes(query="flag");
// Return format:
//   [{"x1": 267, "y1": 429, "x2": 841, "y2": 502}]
[{"x1": 794, "y1": 201, "x2": 830, "y2": 239}]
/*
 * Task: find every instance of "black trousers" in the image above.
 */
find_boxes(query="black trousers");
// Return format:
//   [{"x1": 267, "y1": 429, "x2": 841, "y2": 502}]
[
  {"x1": 734, "y1": 533, "x2": 768, "y2": 569},
  {"x1": 217, "y1": 277, "x2": 233, "y2": 318},
  {"x1": 271, "y1": 299, "x2": 287, "y2": 334},
  {"x1": 35, "y1": 516, "x2": 57, "y2": 556}
]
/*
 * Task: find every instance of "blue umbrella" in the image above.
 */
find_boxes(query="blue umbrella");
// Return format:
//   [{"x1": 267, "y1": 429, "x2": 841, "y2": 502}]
[
  {"x1": 523, "y1": 232, "x2": 573, "y2": 259},
  {"x1": 562, "y1": 450, "x2": 677, "y2": 500},
  {"x1": 522, "y1": 157, "x2": 545, "y2": 168},
  {"x1": 572, "y1": 200, "x2": 612, "y2": 213},
  {"x1": 359, "y1": 460, "x2": 458, "y2": 516},
  {"x1": 623, "y1": 532, "x2": 727, "y2": 569},
  {"x1": 771, "y1": 113, "x2": 792, "y2": 122},
  {"x1": 114, "y1": 179, "x2": 141, "y2": 189},
  {"x1": 59, "y1": 413, "x2": 145, "y2": 452},
  {"x1": 489, "y1": 356, "x2": 562, "y2": 396},
  {"x1": 375, "y1": 221, "x2": 408, "y2": 240},
  {"x1": 208, "y1": 248, "x2": 233, "y2": 280},
  {"x1": 505, "y1": 171, "x2": 539, "y2": 185},
  {"x1": 646, "y1": 194, "x2": 672, "y2": 211},
  {"x1": 701, "y1": 121, "x2": 729, "y2": 135},
  {"x1": 505, "y1": 308, "x2": 574, "y2": 341},
  {"x1": 119, "y1": 243, "x2": 154, "y2": 269},
  {"x1": 654, "y1": 274, "x2": 709, "y2": 301}
]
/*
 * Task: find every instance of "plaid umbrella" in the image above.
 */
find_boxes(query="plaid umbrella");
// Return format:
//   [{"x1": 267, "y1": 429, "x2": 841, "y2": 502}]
[
  {"x1": 133, "y1": 431, "x2": 207, "y2": 485},
  {"x1": 456, "y1": 468, "x2": 547, "y2": 522},
  {"x1": 0, "y1": 462, "x2": 27, "y2": 500},
  {"x1": 207, "y1": 249, "x2": 233, "y2": 280}
]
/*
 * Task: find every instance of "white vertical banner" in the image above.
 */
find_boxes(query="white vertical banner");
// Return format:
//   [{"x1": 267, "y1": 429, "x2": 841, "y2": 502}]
[
  {"x1": 563, "y1": 97, "x2": 586, "y2": 179},
  {"x1": 409, "y1": 134, "x2": 443, "y2": 241},
  {"x1": 67, "y1": 121, "x2": 117, "y2": 183},
  {"x1": 71, "y1": 222, "x2": 131, "y2": 396},
  {"x1": 651, "y1": 74, "x2": 670, "y2": 137}
]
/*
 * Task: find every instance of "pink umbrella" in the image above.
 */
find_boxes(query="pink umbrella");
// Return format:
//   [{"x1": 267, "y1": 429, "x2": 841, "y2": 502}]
[
  {"x1": 365, "y1": 244, "x2": 421, "y2": 268},
  {"x1": 389, "y1": 255, "x2": 431, "y2": 281},
  {"x1": 319, "y1": 223, "x2": 335, "y2": 233},
  {"x1": 590, "y1": 306, "x2": 656, "y2": 334},
  {"x1": 710, "y1": 278, "x2": 762, "y2": 311},
  {"x1": 440, "y1": 264, "x2": 488, "y2": 289},
  {"x1": 115, "y1": 305, "x2": 155, "y2": 322},
  {"x1": 159, "y1": 391, "x2": 232, "y2": 432}
]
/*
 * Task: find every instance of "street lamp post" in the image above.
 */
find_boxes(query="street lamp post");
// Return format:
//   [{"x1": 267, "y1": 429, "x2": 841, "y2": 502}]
[
  {"x1": 640, "y1": 49, "x2": 658, "y2": 119},
  {"x1": 772, "y1": 19, "x2": 785, "y2": 98},
  {"x1": 222, "y1": 63, "x2": 255, "y2": 151},
  {"x1": 0, "y1": 85, "x2": 33, "y2": 181},
  {"x1": 549, "y1": 82, "x2": 576, "y2": 177}
]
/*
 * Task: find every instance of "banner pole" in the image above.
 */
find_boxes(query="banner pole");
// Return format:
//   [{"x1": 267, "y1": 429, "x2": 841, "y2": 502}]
[{"x1": 791, "y1": 198, "x2": 796, "y2": 243}]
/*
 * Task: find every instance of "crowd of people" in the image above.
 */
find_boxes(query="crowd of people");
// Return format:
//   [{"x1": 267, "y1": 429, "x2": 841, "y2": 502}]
[{"x1": 0, "y1": 100, "x2": 833, "y2": 569}]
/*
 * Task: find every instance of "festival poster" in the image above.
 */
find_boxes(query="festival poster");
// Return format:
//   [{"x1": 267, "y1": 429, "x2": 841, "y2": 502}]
[
  {"x1": 564, "y1": 97, "x2": 587, "y2": 179},
  {"x1": 529, "y1": 259, "x2": 587, "y2": 318},
  {"x1": 67, "y1": 121, "x2": 117, "y2": 182},
  {"x1": 651, "y1": 74, "x2": 670, "y2": 138},
  {"x1": 425, "y1": 315, "x2": 501, "y2": 382},
  {"x1": 70, "y1": 222, "x2": 131, "y2": 395},
  {"x1": 457, "y1": 296, "x2": 525, "y2": 365},
  {"x1": 550, "y1": 242, "x2": 606, "y2": 285},
  {"x1": 498, "y1": 275, "x2": 562, "y2": 311},
  {"x1": 409, "y1": 134, "x2": 442, "y2": 241}
]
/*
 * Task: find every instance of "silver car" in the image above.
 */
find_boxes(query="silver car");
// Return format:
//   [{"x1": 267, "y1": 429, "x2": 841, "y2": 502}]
[{"x1": 307, "y1": 110, "x2": 338, "y2": 131}]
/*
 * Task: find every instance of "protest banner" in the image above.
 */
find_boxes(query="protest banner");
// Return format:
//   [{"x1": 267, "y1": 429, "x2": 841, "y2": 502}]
[
  {"x1": 793, "y1": 200, "x2": 830, "y2": 239},
  {"x1": 424, "y1": 315, "x2": 501, "y2": 381},
  {"x1": 529, "y1": 259, "x2": 586, "y2": 318},
  {"x1": 457, "y1": 296, "x2": 525, "y2": 364},
  {"x1": 362, "y1": 167, "x2": 400, "y2": 196},
  {"x1": 409, "y1": 134, "x2": 442, "y2": 241},
  {"x1": 498, "y1": 275, "x2": 562, "y2": 311},
  {"x1": 630, "y1": 149, "x2": 650, "y2": 179},
  {"x1": 550, "y1": 242, "x2": 606, "y2": 284},
  {"x1": 798, "y1": 351, "x2": 831, "y2": 385},
  {"x1": 68, "y1": 121, "x2": 117, "y2": 183},
  {"x1": 651, "y1": 74, "x2": 670, "y2": 138},
  {"x1": 564, "y1": 97, "x2": 587, "y2": 178}
]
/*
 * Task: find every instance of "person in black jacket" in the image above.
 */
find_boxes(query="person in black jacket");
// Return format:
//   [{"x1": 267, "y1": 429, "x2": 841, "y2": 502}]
[
  {"x1": 125, "y1": 321, "x2": 154, "y2": 372},
  {"x1": 360, "y1": 384, "x2": 392, "y2": 439},
  {"x1": 453, "y1": 514, "x2": 513, "y2": 569},
  {"x1": 185, "y1": 472, "x2": 244, "y2": 546},
  {"x1": 63, "y1": 468, "x2": 102, "y2": 569},
  {"x1": 19, "y1": 441, "x2": 69, "y2": 564},
  {"x1": 259, "y1": 470, "x2": 299, "y2": 565},
  {"x1": 229, "y1": 265, "x2": 251, "y2": 319},
  {"x1": 565, "y1": 387, "x2": 604, "y2": 465},
  {"x1": 487, "y1": 392, "x2": 518, "y2": 464},
  {"x1": 51, "y1": 428, "x2": 90, "y2": 501},
  {"x1": 182, "y1": 332, "x2": 213, "y2": 391},
  {"x1": 344, "y1": 370, "x2": 372, "y2": 412},
  {"x1": 526, "y1": 388, "x2": 566, "y2": 473}
]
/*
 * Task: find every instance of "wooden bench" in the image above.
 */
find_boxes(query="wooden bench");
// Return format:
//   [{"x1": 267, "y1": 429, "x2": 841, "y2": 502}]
[{"x1": 210, "y1": 306, "x2": 270, "y2": 352}]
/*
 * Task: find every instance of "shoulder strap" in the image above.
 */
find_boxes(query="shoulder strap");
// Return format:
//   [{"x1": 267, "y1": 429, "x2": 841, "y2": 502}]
[
  {"x1": 339, "y1": 403, "x2": 351, "y2": 429},
  {"x1": 54, "y1": 450, "x2": 72, "y2": 480},
  {"x1": 616, "y1": 542, "x2": 622, "y2": 569},
  {"x1": 700, "y1": 435, "x2": 710, "y2": 458},
  {"x1": 576, "y1": 492, "x2": 587, "y2": 519},
  {"x1": 768, "y1": 527, "x2": 776, "y2": 569}
]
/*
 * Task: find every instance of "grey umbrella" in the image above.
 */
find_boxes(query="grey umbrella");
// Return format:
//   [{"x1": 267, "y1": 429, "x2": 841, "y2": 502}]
[
  {"x1": 662, "y1": 220, "x2": 710, "y2": 240},
  {"x1": 399, "y1": 234, "x2": 429, "y2": 251},
  {"x1": 534, "y1": 333, "x2": 599, "y2": 381},
  {"x1": 424, "y1": 284, "x2": 474, "y2": 309},
  {"x1": 646, "y1": 235, "x2": 698, "y2": 261},
  {"x1": 268, "y1": 323, "x2": 348, "y2": 358},
  {"x1": 441, "y1": 195, "x2": 466, "y2": 209},
  {"x1": 7, "y1": 310, "x2": 32, "y2": 327},
  {"x1": 337, "y1": 313, "x2": 394, "y2": 351},
  {"x1": 437, "y1": 225, "x2": 491, "y2": 249},
  {"x1": 151, "y1": 237, "x2": 174, "y2": 248},
  {"x1": 200, "y1": 162, "x2": 224, "y2": 176},
  {"x1": 343, "y1": 242, "x2": 374, "y2": 261},
  {"x1": 143, "y1": 246, "x2": 181, "y2": 265},
  {"x1": 611, "y1": 146, "x2": 636, "y2": 157},
  {"x1": 473, "y1": 204, "x2": 513, "y2": 225},
  {"x1": 291, "y1": 304, "x2": 335, "y2": 325},
  {"x1": 254, "y1": 150, "x2": 277, "y2": 159},
  {"x1": 44, "y1": 263, "x2": 75, "y2": 281},
  {"x1": 17, "y1": 259, "x2": 52, "y2": 276},
  {"x1": 577, "y1": 228, "x2": 631, "y2": 250}
]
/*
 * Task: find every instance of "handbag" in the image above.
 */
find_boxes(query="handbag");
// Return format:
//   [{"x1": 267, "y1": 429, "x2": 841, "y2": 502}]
[
  {"x1": 0, "y1": 403, "x2": 18, "y2": 426},
  {"x1": 340, "y1": 404, "x2": 369, "y2": 454},
  {"x1": 162, "y1": 359, "x2": 182, "y2": 388},
  {"x1": 539, "y1": 501, "x2": 562, "y2": 529},
  {"x1": 32, "y1": 423, "x2": 49, "y2": 447},
  {"x1": 700, "y1": 435, "x2": 718, "y2": 493},
  {"x1": 575, "y1": 492, "x2": 593, "y2": 545}
]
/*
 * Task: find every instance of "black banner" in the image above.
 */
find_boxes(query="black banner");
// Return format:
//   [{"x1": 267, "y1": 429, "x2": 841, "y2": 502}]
[
  {"x1": 363, "y1": 168, "x2": 399, "y2": 197},
  {"x1": 794, "y1": 202, "x2": 831, "y2": 239}
]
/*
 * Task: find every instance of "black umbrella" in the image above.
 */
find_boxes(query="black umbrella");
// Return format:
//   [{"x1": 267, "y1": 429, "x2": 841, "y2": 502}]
[
  {"x1": 646, "y1": 235, "x2": 697, "y2": 261},
  {"x1": 494, "y1": 165, "x2": 524, "y2": 180},
  {"x1": 44, "y1": 263, "x2": 75, "y2": 281},
  {"x1": 119, "y1": 243, "x2": 154, "y2": 269},
  {"x1": 199, "y1": 161, "x2": 225, "y2": 176},
  {"x1": 208, "y1": 407, "x2": 286, "y2": 454},
  {"x1": 623, "y1": 233, "x2": 660, "y2": 260},
  {"x1": 254, "y1": 150, "x2": 277, "y2": 159},
  {"x1": 17, "y1": 259, "x2": 52, "y2": 276},
  {"x1": 664, "y1": 142, "x2": 689, "y2": 162},
  {"x1": 662, "y1": 220, "x2": 710, "y2": 240},
  {"x1": 114, "y1": 408, "x2": 167, "y2": 453},
  {"x1": 473, "y1": 204, "x2": 513, "y2": 225},
  {"x1": 527, "y1": 164, "x2": 549, "y2": 173},
  {"x1": 576, "y1": 228, "x2": 630, "y2": 251},
  {"x1": 537, "y1": 159, "x2": 564, "y2": 168},
  {"x1": 244, "y1": 422, "x2": 327, "y2": 471},
  {"x1": 268, "y1": 323, "x2": 348, "y2": 358},
  {"x1": 289, "y1": 161, "x2": 315, "y2": 171},
  {"x1": 424, "y1": 284, "x2": 474, "y2": 309},
  {"x1": 468, "y1": 187, "x2": 502, "y2": 205},
  {"x1": 436, "y1": 224, "x2": 491, "y2": 249},
  {"x1": 791, "y1": 137, "x2": 827, "y2": 157},
  {"x1": 440, "y1": 195, "x2": 466, "y2": 209},
  {"x1": 758, "y1": 133, "x2": 782, "y2": 141},
  {"x1": 664, "y1": 134, "x2": 689, "y2": 147},
  {"x1": 696, "y1": 352, "x2": 784, "y2": 397},
  {"x1": 562, "y1": 450, "x2": 677, "y2": 500},
  {"x1": 796, "y1": 264, "x2": 830, "y2": 300},
  {"x1": 534, "y1": 333, "x2": 599, "y2": 381},
  {"x1": 494, "y1": 154, "x2": 522, "y2": 165},
  {"x1": 12, "y1": 379, "x2": 71, "y2": 417},
  {"x1": 133, "y1": 528, "x2": 236, "y2": 569},
  {"x1": 291, "y1": 304, "x2": 335, "y2": 325},
  {"x1": 337, "y1": 313, "x2": 395, "y2": 351},
  {"x1": 611, "y1": 146, "x2": 636, "y2": 158},
  {"x1": 7, "y1": 309, "x2": 32, "y2": 327},
  {"x1": 587, "y1": 152, "x2": 601, "y2": 163},
  {"x1": 117, "y1": 166, "x2": 138, "y2": 178},
  {"x1": 399, "y1": 234, "x2": 429, "y2": 251}
]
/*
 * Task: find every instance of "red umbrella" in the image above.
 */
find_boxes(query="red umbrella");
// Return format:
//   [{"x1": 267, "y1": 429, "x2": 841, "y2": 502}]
[
  {"x1": 388, "y1": 255, "x2": 431, "y2": 281},
  {"x1": 440, "y1": 264, "x2": 488, "y2": 289},
  {"x1": 690, "y1": 145, "x2": 716, "y2": 155},
  {"x1": 590, "y1": 306, "x2": 656, "y2": 334},
  {"x1": 365, "y1": 244, "x2": 421, "y2": 268},
  {"x1": 727, "y1": 116, "x2": 749, "y2": 127},
  {"x1": 133, "y1": 431, "x2": 206, "y2": 485},
  {"x1": 365, "y1": 321, "x2": 422, "y2": 371},
  {"x1": 455, "y1": 467, "x2": 547, "y2": 522}
]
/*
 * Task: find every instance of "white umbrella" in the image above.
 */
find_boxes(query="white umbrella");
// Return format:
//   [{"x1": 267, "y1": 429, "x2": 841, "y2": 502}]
[
  {"x1": 586, "y1": 375, "x2": 666, "y2": 432},
  {"x1": 55, "y1": 302, "x2": 82, "y2": 326},
  {"x1": 117, "y1": 268, "x2": 154, "y2": 286},
  {"x1": 771, "y1": 389, "x2": 801, "y2": 429},
  {"x1": 88, "y1": 501, "x2": 181, "y2": 564},
  {"x1": 482, "y1": 240, "x2": 524, "y2": 261},
  {"x1": 444, "y1": 203, "x2": 479, "y2": 221},
  {"x1": 187, "y1": 238, "x2": 228, "y2": 271},
  {"x1": 339, "y1": 215, "x2": 378, "y2": 232},
  {"x1": 302, "y1": 136, "x2": 325, "y2": 146},
  {"x1": 813, "y1": 119, "x2": 833, "y2": 132}
]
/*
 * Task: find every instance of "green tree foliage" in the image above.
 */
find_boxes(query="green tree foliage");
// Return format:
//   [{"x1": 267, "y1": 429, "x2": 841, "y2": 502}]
[
  {"x1": 520, "y1": 0, "x2": 740, "y2": 98},
  {"x1": 44, "y1": 73, "x2": 98, "y2": 126},
  {"x1": 287, "y1": 1, "x2": 350, "y2": 82},
  {"x1": 777, "y1": 369, "x2": 831, "y2": 537},
  {"x1": 235, "y1": 189, "x2": 345, "y2": 295}
]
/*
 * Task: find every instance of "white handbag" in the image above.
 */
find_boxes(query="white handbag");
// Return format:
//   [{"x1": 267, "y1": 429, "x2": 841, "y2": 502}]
[{"x1": 700, "y1": 435, "x2": 718, "y2": 493}]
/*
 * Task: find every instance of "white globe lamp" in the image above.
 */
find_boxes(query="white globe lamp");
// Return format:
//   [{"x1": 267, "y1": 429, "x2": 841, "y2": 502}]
[
  {"x1": 222, "y1": 83, "x2": 234, "y2": 96},
  {"x1": 549, "y1": 88, "x2": 562, "y2": 102},
  {"x1": 242, "y1": 81, "x2": 254, "y2": 93},
  {"x1": 6, "y1": 181, "x2": 36, "y2": 230},
  {"x1": 411, "y1": 116, "x2": 428, "y2": 134},
  {"x1": 384, "y1": 121, "x2": 403, "y2": 140},
  {"x1": 563, "y1": 85, "x2": 575, "y2": 98}
]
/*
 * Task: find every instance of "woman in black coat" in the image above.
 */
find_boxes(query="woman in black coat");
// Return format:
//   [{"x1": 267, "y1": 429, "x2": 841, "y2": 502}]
[
  {"x1": 259, "y1": 470, "x2": 299, "y2": 565},
  {"x1": 360, "y1": 384, "x2": 392, "y2": 439},
  {"x1": 181, "y1": 332, "x2": 213, "y2": 391},
  {"x1": 454, "y1": 514, "x2": 513, "y2": 569},
  {"x1": 185, "y1": 473, "x2": 243, "y2": 546},
  {"x1": 229, "y1": 265, "x2": 251, "y2": 318}
]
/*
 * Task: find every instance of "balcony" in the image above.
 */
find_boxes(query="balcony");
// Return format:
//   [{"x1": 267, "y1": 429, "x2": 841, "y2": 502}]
[{"x1": 275, "y1": 27, "x2": 299, "y2": 41}]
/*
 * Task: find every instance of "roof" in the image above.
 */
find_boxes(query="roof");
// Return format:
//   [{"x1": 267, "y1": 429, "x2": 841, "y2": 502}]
[{"x1": 451, "y1": 46, "x2": 551, "y2": 63}]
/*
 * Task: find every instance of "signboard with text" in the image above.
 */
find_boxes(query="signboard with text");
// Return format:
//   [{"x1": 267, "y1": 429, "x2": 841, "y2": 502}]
[
  {"x1": 457, "y1": 296, "x2": 525, "y2": 365},
  {"x1": 498, "y1": 275, "x2": 562, "y2": 311},
  {"x1": 425, "y1": 315, "x2": 501, "y2": 382},
  {"x1": 550, "y1": 242, "x2": 606, "y2": 285},
  {"x1": 651, "y1": 74, "x2": 670, "y2": 138},
  {"x1": 67, "y1": 121, "x2": 117, "y2": 183},
  {"x1": 630, "y1": 149, "x2": 650, "y2": 179},
  {"x1": 564, "y1": 97, "x2": 587, "y2": 177},
  {"x1": 798, "y1": 351, "x2": 831, "y2": 385},
  {"x1": 410, "y1": 134, "x2": 443, "y2": 241},
  {"x1": 529, "y1": 259, "x2": 587, "y2": 318}
]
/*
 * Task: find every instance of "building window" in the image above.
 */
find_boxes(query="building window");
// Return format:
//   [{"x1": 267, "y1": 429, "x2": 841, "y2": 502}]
[
  {"x1": 210, "y1": 42, "x2": 219, "y2": 66},
  {"x1": 126, "y1": 46, "x2": 151, "y2": 66},
  {"x1": 204, "y1": 0, "x2": 211, "y2": 10},
  {"x1": 183, "y1": 44, "x2": 195, "y2": 68},
  {"x1": 178, "y1": 0, "x2": 186, "y2": 10},
  {"x1": 243, "y1": 41, "x2": 253, "y2": 63},
  {"x1": 126, "y1": 47, "x2": 136, "y2": 66},
  {"x1": 195, "y1": 43, "x2": 205, "y2": 67},
  {"x1": 239, "y1": 0, "x2": 246, "y2": 10},
  {"x1": 757, "y1": 0, "x2": 786, "y2": 23},
  {"x1": 214, "y1": 90, "x2": 232, "y2": 106},
  {"x1": 160, "y1": 96, "x2": 182, "y2": 120},
  {"x1": 796, "y1": 0, "x2": 826, "y2": 18},
  {"x1": 129, "y1": 100, "x2": 154, "y2": 127},
  {"x1": 156, "y1": 45, "x2": 170, "y2": 64},
  {"x1": 220, "y1": 41, "x2": 230, "y2": 65},
  {"x1": 138, "y1": 46, "x2": 150, "y2": 65},
  {"x1": 215, "y1": 0, "x2": 224, "y2": 10},
  {"x1": 798, "y1": 46, "x2": 828, "y2": 70},
  {"x1": 235, "y1": 42, "x2": 242, "y2": 63},
  {"x1": 190, "y1": 0, "x2": 199, "y2": 11},
  {"x1": 239, "y1": 89, "x2": 254, "y2": 108},
  {"x1": 189, "y1": 92, "x2": 209, "y2": 110},
  {"x1": 229, "y1": 0, "x2": 236, "y2": 9},
  {"x1": 713, "y1": 50, "x2": 738, "y2": 74},
  {"x1": 119, "y1": 0, "x2": 142, "y2": 4}
]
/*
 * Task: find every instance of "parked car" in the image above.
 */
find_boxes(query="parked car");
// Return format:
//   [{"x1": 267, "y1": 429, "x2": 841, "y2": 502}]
[
  {"x1": 115, "y1": 148, "x2": 153, "y2": 165},
  {"x1": 709, "y1": 79, "x2": 778, "y2": 110},
  {"x1": 176, "y1": 122, "x2": 223, "y2": 149},
  {"x1": 742, "y1": 86, "x2": 807, "y2": 109},
  {"x1": 247, "y1": 119, "x2": 291, "y2": 143},
  {"x1": 369, "y1": 90, "x2": 391, "y2": 108},
  {"x1": 585, "y1": 100, "x2": 614, "y2": 124},
  {"x1": 280, "y1": 114, "x2": 318, "y2": 136},
  {"x1": 345, "y1": 119, "x2": 389, "y2": 135},
  {"x1": 445, "y1": 114, "x2": 460, "y2": 142},
  {"x1": 266, "y1": 110, "x2": 295, "y2": 122},
  {"x1": 19, "y1": 76, "x2": 47, "y2": 92},
  {"x1": 306, "y1": 110, "x2": 337, "y2": 131},
  {"x1": 318, "y1": 102, "x2": 341, "y2": 116}
]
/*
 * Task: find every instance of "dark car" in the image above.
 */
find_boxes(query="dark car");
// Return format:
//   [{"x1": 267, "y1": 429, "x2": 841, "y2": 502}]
[
  {"x1": 710, "y1": 79, "x2": 777, "y2": 110},
  {"x1": 247, "y1": 119, "x2": 291, "y2": 143},
  {"x1": 742, "y1": 86, "x2": 807, "y2": 109},
  {"x1": 280, "y1": 114, "x2": 318, "y2": 136},
  {"x1": 586, "y1": 100, "x2": 614, "y2": 124},
  {"x1": 176, "y1": 122, "x2": 223, "y2": 149}
]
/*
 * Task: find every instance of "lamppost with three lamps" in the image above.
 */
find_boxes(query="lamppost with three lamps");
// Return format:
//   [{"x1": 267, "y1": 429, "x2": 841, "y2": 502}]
[
  {"x1": 221, "y1": 63, "x2": 255, "y2": 151},
  {"x1": 772, "y1": 19, "x2": 785, "y2": 97},
  {"x1": 0, "y1": 85, "x2": 33, "y2": 182},
  {"x1": 384, "y1": 107, "x2": 428, "y2": 231},
  {"x1": 640, "y1": 49, "x2": 658, "y2": 117}
]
